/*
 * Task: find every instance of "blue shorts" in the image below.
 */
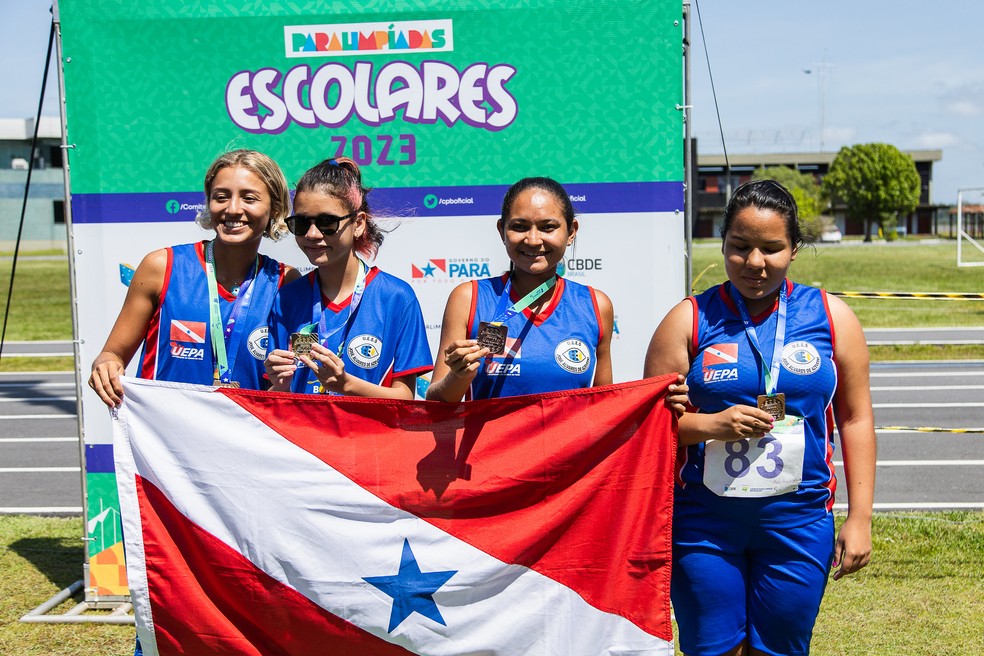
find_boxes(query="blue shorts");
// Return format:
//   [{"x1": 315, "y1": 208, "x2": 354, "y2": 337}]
[{"x1": 671, "y1": 497, "x2": 835, "y2": 656}]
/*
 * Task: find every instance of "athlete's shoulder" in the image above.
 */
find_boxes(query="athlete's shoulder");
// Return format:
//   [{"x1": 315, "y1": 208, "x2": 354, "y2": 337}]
[{"x1": 278, "y1": 268, "x2": 317, "y2": 295}]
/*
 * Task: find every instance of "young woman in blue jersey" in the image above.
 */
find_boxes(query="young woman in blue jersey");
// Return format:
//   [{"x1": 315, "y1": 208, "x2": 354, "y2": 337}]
[
  {"x1": 264, "y1": 157, "x2": 432, "y2": 398},
  {"x1": 644, "y1": 180, "x2": 875, "y2": 656},
  {"x1": 427, "y1": 177, "x2": 615, "y2": 401},
  {"x1": 88, "y1": 149, "x2": 299, "y2": 407}
]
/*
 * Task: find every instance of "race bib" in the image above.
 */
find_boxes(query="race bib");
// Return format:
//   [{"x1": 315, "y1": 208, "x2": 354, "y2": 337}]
[{"x1": 703, "y1": 415, "x2": 805, "y2": 498}]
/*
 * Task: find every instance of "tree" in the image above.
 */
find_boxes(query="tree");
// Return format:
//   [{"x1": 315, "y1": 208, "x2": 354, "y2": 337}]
[
  {"x1": 751, "y1": 166, "x2": 825, "y2": 240},
  {"x1": 822, "y1": 143, "x2": 921, "y2": 241}
]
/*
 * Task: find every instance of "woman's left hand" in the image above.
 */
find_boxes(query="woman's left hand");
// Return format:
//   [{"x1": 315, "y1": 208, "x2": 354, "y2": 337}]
[
  {"x1": 832, "y1": 513, "x2": 872, "y2": 580},
  {"x1": 666, "y1": 373, "x2": 689, "y2": 417},
  {"x1": 299, "y1": 343, "x2": 349, "y2": 394}
]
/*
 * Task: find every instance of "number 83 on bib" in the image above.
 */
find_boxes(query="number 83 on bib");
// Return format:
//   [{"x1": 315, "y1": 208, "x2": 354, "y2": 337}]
[{"x1": 703, "y1": 415, "x2": 806, "y2": 497}]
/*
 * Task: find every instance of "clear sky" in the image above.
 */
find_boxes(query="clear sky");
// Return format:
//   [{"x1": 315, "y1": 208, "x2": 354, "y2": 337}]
[
  {"x1": 689, "y1": 0, "x2": 984, "y2": 204},
  {"x1": 3, "y1": 1, "x2": 982, "y2": 204}
]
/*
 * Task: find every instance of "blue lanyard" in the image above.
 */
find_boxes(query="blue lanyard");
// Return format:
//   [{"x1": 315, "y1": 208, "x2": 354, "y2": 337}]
[
  {"x1": 205, "y1": 241, "x2": 258, "y2": 383},
  {"x1": 730, "y1": 281, "x2": 787, "y2": 395},
  {"x1": 490, "y1": 275, "x2": 557, "y2": 325},
  {"x1": 300, "y1": 258, "x2": 368, "y2": 356}
]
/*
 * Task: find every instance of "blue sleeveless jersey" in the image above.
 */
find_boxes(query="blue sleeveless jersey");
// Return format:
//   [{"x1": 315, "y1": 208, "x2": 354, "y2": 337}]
[
  {"x1": 139, "y1": 241, "x2": 285, "y2": 389},
  {"x1": 267, "y1": 267, "x2": 433, "y2": 395},
  {"x1": 466, "y1": 275, "x2": 602, "y2": 399},
  {"x1": 681, "y1": 280, "x2": 838, "y2": 528}
]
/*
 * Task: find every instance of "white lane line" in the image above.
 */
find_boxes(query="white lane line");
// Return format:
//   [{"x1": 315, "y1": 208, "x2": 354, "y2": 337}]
[
  {"x1": 0, "y1": 507, "x2": 82, "y2": 514},
  {"x1": 0, "y1": 396, "x2": 76, "y2": 403},
  {"x1": 870, "y1": 385, "x2": 984, "y2": 391},
  {"x1": 0, "y1": 437, "x2": 77, "y2": 443},
  {"x1": 870, "y1": 371, "x2": 984, "y2": 378},
  {"x1": 872, "y1": 402, "x2": 983, "y2": 408},
  {"x1": 0, "y1": 352, "x2": 73, "y2": 357},
  {"x1": 834, "y1": 460, "x2": 984, "y2": 467},
  {"x1": 0, "y1": 382, "x2": 75, "y2": 388},
  {"x1": 865, "y1": 327, "x2": 984, "y2": 333},
  {"x1": 874, "y1": 429, "x2": 984, "y2": 435},
  {"x1": 0, "y1": 467, "x2": 81, "y2": 473},
  {"x1": 867, "y1": 340, "x2": 984, "y2": 346},
  {"x1": 834, "y1": 502, "x2": 984, "y2": 510},
  {"x1": 0, "y1": 414, "x2": 77, "y2": 419}
]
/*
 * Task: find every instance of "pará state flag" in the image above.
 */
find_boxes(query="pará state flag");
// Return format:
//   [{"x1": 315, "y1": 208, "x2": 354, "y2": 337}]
[{"x1": 113, "y1": 375, "x2": 678, "y2": 655}]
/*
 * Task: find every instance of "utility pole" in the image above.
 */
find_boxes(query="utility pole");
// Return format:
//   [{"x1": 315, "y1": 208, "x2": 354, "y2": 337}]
[{"x1": 803, "y1": 58, "x2": 834, "y2": 153}]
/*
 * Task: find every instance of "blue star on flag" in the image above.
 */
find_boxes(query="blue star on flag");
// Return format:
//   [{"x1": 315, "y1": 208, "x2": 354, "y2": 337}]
[
  {"x1": 421, "y1": 262, "x2": 437, "y2": 277},
  {"x1": 364, "y1": 539, "x2": 457, "y2": 633}
]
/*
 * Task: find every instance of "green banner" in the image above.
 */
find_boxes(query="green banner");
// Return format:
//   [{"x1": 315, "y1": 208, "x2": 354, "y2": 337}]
[{"x1": 59, "y1": 1, "x2": 682, "y2": 192}]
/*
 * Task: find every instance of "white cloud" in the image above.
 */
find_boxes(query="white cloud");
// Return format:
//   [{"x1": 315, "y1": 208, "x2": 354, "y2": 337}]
[
  {"x1": 913, "y1": 132, "x2": 961, "y2": 149},
  {"x1": 945, "y1": 100, "x2": 982, "y2": 117}
]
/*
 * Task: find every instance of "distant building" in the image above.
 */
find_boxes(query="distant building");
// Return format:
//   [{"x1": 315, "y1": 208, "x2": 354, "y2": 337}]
[
  {"x1": 695, "y1": 149, "x2": 943, "y2": 238},
  {"x1": 0, "y1": 117, "x2": 66, "y2": 251}
]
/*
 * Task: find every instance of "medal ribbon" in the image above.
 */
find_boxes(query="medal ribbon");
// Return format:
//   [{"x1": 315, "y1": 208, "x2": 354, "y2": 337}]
[
  {"x1": 729, "y1": 281, "x2": 787, "y2": 395},
  {"x1": 298, "y1": 258, "x2": 368, "y2": 357},
  {"x1": 205, "y1": 241, "x2": 259, "y2": 384},
  {"x1": 489, "y1": 275, "x2": 557, "y2": 326}
]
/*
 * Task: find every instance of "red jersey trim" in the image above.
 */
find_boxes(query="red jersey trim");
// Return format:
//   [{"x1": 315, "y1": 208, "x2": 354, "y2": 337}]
[
  {"x1": 140, "y1": 247, "x2": 174, "y2": 379},
  {"x1": 322, "y1": 266, "x2": 381, "y2": 312},
  {"x1": 686, "y1": 296, "x2": 699, "y2": 359},
  {"x1": 466, "y1": 280, "x2": 479, "y2": 337},
  {"x1": 391, "y1": 364, "x2": 435, "y2": 380},
  {"x1": 519, "y1": 276, "x2": 565, "y2": 327},
  {"x1": 587, "y1": 286, "x2": 604, "y2": 345},
  {"x1": 720, "y1": 279, "x2": 793, "y2": 323}
]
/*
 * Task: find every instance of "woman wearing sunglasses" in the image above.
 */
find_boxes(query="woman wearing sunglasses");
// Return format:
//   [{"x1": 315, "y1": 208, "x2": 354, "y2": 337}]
[
  {"x1": 264, "y1": 157, "x2": 432, "y2": 398},
  {"x1": 88, "y1": 149, "x2": 299, "y2": 407}
]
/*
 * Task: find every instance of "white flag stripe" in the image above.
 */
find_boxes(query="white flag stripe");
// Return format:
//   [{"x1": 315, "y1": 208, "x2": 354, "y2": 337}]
[
  {"x1": 115, "y1": 379, "x2": 670, "y2": 656},
  {"x1": 171, "y1": 320, "x2": 205, "y2": 343},
  {"x1": 705, "y1": 346, "x2": 738, "y2": 363}
]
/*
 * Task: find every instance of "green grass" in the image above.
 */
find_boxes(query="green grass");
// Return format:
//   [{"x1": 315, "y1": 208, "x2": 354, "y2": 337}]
[
  {"x1": 0, "y1": 516, "x2": 132, "y2": 656},
  {"x1": 692, "y1": 240, "x2": 984, "y2": 329},
  {"x1": 0, "y1": 357, "x2": 75, "y2": 373},
  {"x1": 0, "y1": 245, "x2": 981, "y2": 371},
  {"x1": 0, "y1": 258, "x2": 72, "y2": 341},
  {"x1": 2, "y1": 513, "x2": 981, "y2": 655}
]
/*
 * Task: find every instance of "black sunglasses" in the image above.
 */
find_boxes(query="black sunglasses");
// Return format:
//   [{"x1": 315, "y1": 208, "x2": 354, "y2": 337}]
[{"x1": 285, "y1": 211, "x2": 358, "y2": 236}]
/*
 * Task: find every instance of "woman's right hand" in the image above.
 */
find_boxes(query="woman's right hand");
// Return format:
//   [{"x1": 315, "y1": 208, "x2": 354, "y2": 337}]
[
  {"x1": 442, "y1": 339, "x2": 489, "y2": 383},
  {"x1": 710, "y1": 404, "x2": 775, "y2": 442},
  {"x1": 264, "y1": 349, "x2": 297, "y2": 391},
  {"x1": 89, "y1": 357, "x2": 126, "y2": 408}
]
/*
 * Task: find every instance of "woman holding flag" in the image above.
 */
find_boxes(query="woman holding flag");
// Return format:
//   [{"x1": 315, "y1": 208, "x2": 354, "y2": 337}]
[
  {"x1": 643, "y1": 179, "x2": 875, "y2": 656},
  {"x1": 264, "y1": 156, "x2": 432, "y2": 397},
  {"x1": 88, "y1": 149, "x2": 298, "y2": 407}
]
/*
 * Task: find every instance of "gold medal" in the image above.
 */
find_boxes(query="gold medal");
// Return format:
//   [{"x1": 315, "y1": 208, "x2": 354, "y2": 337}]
[
  {"x1": 290, "y1": 332, "x2": 318, "y2": 358},
  {"x1": 477, "y1": 321, "x2": 508, "y2": 354},
  {"x1": 213, "y1": 379, "x2": 240, "y2": 388},
  {"x1": 757, "y1": 393, "x2": 786, "y2": 421}
]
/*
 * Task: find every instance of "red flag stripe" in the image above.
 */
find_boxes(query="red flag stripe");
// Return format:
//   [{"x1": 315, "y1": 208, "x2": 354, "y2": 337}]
[{"x1": 137, "y1": 475, "x2": 416, "y2": 656}]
